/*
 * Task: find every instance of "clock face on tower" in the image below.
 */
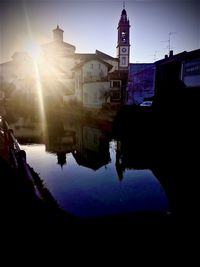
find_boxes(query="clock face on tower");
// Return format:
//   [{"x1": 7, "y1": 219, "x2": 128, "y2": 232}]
[{"x1": 120, "y1": 47, "x2": 128, "y2": 54}]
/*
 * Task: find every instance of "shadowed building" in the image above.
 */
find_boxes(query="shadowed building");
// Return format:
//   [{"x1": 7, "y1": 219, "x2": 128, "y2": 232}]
[
  {"x1": 154, "y1": 49, "x2": 200, "y2": 112},
  {"x1": 126, "y1": 63, "x2": 155, "y2": 105}
]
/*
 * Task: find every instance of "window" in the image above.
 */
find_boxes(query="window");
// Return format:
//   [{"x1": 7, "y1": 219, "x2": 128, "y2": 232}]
[
  {"x1": 122, "y1": 57, "x2": 126, "y2": 65},
  {"x1": 113, "y1": 81, "x2": 121, "y2": 87},
  {"x1": 90, "y1": 64, "x2": 93, "y2": 69},
  {"x1": 112, "y1": 91, "x2": 121, "y2": 100},
  {"x1": 111, "y1": 80, "x2": 121, "y2": 88}
]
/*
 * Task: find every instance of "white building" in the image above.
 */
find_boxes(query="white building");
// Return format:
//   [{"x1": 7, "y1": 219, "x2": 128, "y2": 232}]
[{"x1": 72, "y1": 57, "x2": 113, "y2": 108}]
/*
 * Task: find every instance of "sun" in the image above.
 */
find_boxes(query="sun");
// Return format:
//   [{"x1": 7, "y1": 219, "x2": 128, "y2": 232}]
[{"x1": 25, "y1": 40, "x2": 42, "y2": 61}]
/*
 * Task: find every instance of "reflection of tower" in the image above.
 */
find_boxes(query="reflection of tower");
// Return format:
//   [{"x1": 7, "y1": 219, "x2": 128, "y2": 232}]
[
  {"x1": 57, "y1": 152, "x2": 66, "y2": 168},
  {"x1": 115, "y1": 141, "x2": 124, "y2": 181},
  {"x1": 116, "y1": 4, "x2": 130, "y2": 70}
]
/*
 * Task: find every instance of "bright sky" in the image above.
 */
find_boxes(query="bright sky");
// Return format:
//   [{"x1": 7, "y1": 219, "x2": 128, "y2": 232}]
[{"x1": 0, "y1": 0, "x2": 199, "y2": 64}]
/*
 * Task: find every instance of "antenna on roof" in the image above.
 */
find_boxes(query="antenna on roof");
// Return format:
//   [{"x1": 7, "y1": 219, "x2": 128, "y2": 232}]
[
  {"x1": 123, "y1": 1, "x2": 125, "y2": 9},
  {"x1": 167, "y1": 32, "x2": 177, "y2": 54},
  {"x1": 161, "y1": 32, "x2": 177, "y2": 54}
]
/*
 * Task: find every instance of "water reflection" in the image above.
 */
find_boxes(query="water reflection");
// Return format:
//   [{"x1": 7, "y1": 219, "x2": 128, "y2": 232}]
[{"x1": 8, "y1": 112, "x2": 170, "y2": 218}]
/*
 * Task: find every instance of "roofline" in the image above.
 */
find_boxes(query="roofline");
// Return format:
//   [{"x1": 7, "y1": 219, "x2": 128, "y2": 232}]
[
  {"x1": 155, "y1": 51, "x2": 187, "y2": 64},
  {"x1": 95, "y1": 50, "x2": 117, "y2": 60},
  {"x1": 0, "y1": 60, "x2": 13, "y2": 65},
  {"x1": 42, "y1": 41, "x2": 76, "y2": 49},
  {"x1": 75, "y1": 53, "x2": 96, "y2": 57},
  {"x1": 129, "y1": 63, "x2": 155, "y2": 65},
  {"x1": 73, "y1": 56, "x2": 113, "y2": 70}
]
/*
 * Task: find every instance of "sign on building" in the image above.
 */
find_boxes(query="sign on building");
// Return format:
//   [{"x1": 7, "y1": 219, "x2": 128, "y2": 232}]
[{"x1": 181, "y1": 59, "x2": 200, "y2": 87}]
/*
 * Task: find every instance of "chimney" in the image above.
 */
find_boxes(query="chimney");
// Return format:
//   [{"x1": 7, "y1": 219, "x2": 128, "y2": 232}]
[
  {"x1": 169, "y1": 50, "x2": 173, "y2": 57},
  {"x1": 164, "y1": 54, "x2": 168, "y2": 59},
  {"x1": 53, "y1": 25, "x2": 64, "y2": 43}
]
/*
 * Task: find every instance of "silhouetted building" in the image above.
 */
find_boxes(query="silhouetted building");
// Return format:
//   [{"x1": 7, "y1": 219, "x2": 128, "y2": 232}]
[
  {"x1": 154, "y1": 48, "x2": 200, "y2": 111},
  {"x1": 127, "y1": 63, "x2": 155, "y2": 105}
]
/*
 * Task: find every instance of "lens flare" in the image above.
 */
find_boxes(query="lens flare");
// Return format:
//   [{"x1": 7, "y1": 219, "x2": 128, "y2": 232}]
[
  {"x1": 22, "y1": 0, "x2": 46, "y2": 136},
  {"x1": 25, "y1": 40, "x2": 41, "y2": 61}
]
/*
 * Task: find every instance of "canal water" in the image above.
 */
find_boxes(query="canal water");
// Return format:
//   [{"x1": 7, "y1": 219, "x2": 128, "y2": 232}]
[{"x1": 9, "y1": 112, "x2": 170, "y2": 219}]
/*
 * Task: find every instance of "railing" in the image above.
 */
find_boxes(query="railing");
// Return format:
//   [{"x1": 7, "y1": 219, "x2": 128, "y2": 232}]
[
  {"x1": 0, "y1": 115, "x2": 41, "y2": 198},
  {"x1": 1, "y1": 116, "x2": 20, "y2": 166},
  {"x1": 0, "y1": 115, "x2": 59, "y2": 207}
]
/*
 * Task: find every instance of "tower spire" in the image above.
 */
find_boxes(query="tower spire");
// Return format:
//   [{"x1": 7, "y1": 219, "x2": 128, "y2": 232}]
[{"x1": 116, "y1": 4, "x2": 130, "y2": 70}]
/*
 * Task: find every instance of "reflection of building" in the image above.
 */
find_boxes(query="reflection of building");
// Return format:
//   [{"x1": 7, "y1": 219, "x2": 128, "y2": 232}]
[
  {"x1": 115, "y1": 141, "x2": 124, "y2": 181},
  {"x1": 45, "y1": 116, "x2": 112, "y2": 170},
  {"x1": 9, "y1": 117, "x2": 43, "y2": 143},
  {"x1": 44, "y1": 116, "x2": 77, "y2": 167},
  {"x1": 57, "y1": 152, "x2": 66, "y2": 168},
  {"x1": 46, "y1": 129, "x2": 76, "y2": 168},
  {"x1": 115, "y1": 132, "x2": 154, "y2": 181},
  {"x1": 73, "y1": 126, "x2": 111, "y2": 171}
]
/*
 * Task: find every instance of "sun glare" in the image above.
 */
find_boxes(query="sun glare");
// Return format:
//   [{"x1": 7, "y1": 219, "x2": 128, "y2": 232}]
[{"x1": 25, "y1": 41, "x2": 41, "y2": 61}]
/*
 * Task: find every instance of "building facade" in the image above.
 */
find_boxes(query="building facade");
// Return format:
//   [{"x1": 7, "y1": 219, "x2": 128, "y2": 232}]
[
  {"x1": 0, "y1": 8, "x2": 131, "y2": 110},
  {"x1": 127, "y1": 63, "x2": 155, "y2": 105},
  {"x1": 154, "y1": 49, "x2": 200, "y2": 111}
]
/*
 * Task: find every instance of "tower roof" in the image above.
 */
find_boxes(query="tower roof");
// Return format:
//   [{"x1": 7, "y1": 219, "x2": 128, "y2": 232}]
[
  {"x1": 53, "y1": 25, "x2": 64, "y2": 32},
  {"x1": 121, "y1": 9, "x2": 127, "y2": 16},
  {"x1": 118, "y1": 7, "x2": 129, "y2": 26}
]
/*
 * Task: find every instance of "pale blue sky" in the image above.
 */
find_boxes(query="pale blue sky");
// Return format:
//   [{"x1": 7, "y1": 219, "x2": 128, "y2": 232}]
[{"x1": 0, "y1": 0, "x2": 199, "y2": 63}]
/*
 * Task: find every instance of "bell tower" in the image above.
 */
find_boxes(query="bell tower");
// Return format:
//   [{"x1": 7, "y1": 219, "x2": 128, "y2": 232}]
[{"x1": 116, "y1": 4, "x2": 130, "y2": 70}]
